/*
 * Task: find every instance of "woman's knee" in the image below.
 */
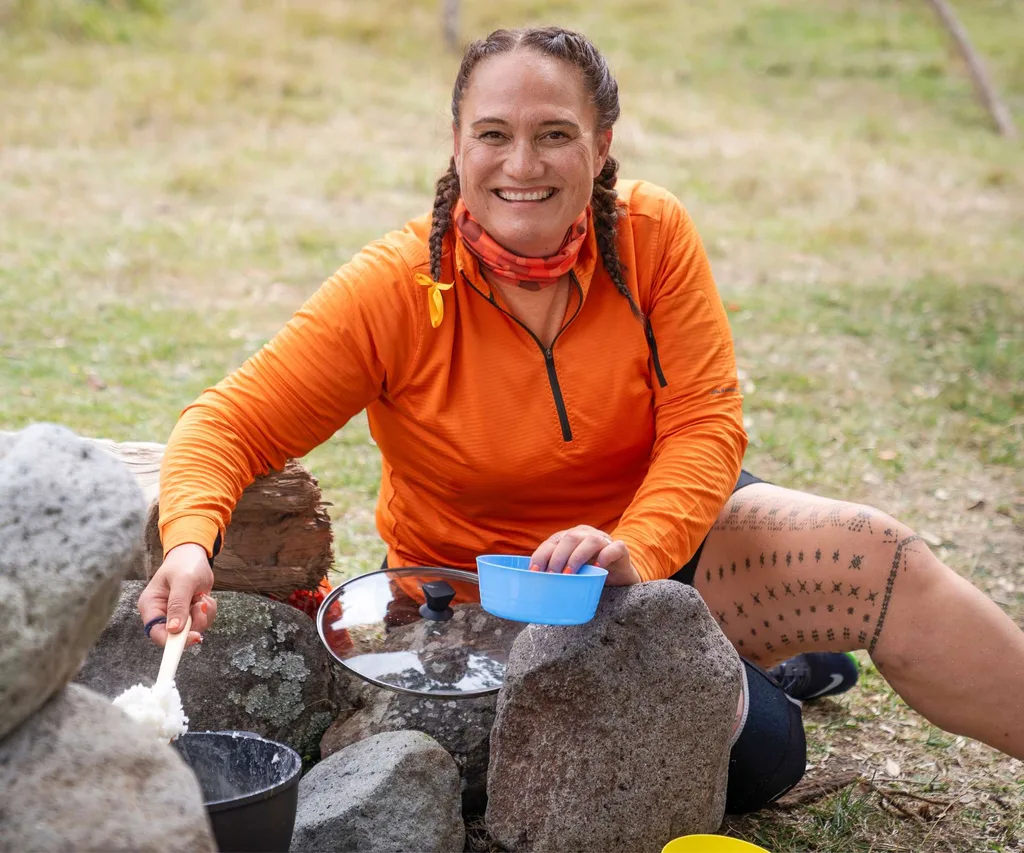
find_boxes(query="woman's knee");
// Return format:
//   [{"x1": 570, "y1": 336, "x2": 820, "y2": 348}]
[
  {"x1": 862, "y1": 516, "x2": 960, "y2": 673},
  {"x1": 853, "y1": 510, "x2": 947, "y2": 657}
]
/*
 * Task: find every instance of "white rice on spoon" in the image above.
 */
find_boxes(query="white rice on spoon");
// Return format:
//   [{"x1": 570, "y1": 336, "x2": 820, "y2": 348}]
[{"x1": 112, "y1": 682, "x2": 189, "y2": 744}]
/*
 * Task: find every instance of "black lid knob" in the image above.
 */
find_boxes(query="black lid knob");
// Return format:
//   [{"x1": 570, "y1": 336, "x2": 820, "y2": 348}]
[{"x1": 419, "y1": 580, "x2": 456, "y2": 621}]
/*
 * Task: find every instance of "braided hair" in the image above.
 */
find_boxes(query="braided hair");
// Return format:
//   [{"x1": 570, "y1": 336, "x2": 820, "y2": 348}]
[{"x1": 428, "y1": 27, "x2": 643, "y2": 321}]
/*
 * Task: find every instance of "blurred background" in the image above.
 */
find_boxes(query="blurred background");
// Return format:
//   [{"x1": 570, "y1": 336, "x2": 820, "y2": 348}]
[{"x1": 0, "y1": 3, "x2": 1021, "y2": 846}]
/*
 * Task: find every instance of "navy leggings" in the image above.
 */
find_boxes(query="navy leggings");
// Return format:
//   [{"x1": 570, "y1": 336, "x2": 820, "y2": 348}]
[{"x1": 725, "y1": 659, "x2": 806, "y2": 813}]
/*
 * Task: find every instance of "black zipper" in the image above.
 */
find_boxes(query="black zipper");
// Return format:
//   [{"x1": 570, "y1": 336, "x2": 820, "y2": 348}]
[
  {"x1": 645, "y1": 319, "x2": 668, "y2": 388},
  {"x1": 543, "y1": 347, "x2": 572, "y2": 442},
  {"x1": 460, "y1": 269, "x2": 582, "y2": 443}
]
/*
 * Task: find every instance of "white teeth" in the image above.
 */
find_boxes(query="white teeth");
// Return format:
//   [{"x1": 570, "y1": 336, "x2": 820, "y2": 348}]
[{"x1": 496, "y1": 189, "x2": 554, "y2": 202}]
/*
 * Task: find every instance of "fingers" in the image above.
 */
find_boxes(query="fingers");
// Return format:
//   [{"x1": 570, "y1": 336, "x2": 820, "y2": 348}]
[
  {"x1": 598, "y1": 541, "x2": 641, "y2": 586},
  {"x1": 137, "y1": 543, "x2": 216, "y2": 647},
  {"x1": 144, "y1": 592, "x2": 215, "y2": 648},
  {"x1": 190, "y1": 593, "x2": 217, "y2": 635},
  {"x1": 531, "y1": 526, "x2": 614, "y2": 574},
  {"x1": 166, "y1": 570, "x2": 198, "y2": 636},
  {"x1": 529, "y1": 535, "x2": 561, "y2": 573},
  {"x1": 596, "y1": 539, "x2": 629, "y2": 572},
  {"x1": 137, "y1": 582, "x2": 167, "y2": 643}
]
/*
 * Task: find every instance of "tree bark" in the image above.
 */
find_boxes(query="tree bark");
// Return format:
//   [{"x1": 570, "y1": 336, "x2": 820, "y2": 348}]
[
  {"x1": 926, "y1": 0, "x2": 1017, "y2": 138},
  {"x1": 442, "y1": 0, "x2": 459, "y2": 51},
  {"x1": 77, "y1": 435, "x2": 333, "y2": 597}
]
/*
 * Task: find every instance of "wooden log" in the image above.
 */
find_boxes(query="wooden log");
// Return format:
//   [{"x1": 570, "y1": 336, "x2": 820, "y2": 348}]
[
  {"x1": 2, "y1": 430, "x2": 334, "y2": 598},
  {"x1": 925, "y1": 0, "x2": 1017, "y2": 138}
]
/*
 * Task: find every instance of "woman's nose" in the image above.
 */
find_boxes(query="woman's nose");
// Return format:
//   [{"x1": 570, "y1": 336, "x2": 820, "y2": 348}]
[{"x1": 503, "y1": 138, "x2": 544, "y2": 182}]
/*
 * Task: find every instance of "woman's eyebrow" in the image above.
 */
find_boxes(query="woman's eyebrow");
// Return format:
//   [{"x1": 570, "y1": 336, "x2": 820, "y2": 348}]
[
  {"x1": 469, "y1": 117, "x2": 581, "y2": 131},
  {"x1": 538, "y1": 119, "x2": 580, "y2": 131},
  {"x1": 470, "y1": 117, "x2": 511, "y2": 128}
]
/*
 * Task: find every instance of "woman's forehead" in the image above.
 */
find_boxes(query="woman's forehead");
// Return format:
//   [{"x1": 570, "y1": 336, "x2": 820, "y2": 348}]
[{"x1": 462, "y1": 51, "x2": 591, "y2": 119}]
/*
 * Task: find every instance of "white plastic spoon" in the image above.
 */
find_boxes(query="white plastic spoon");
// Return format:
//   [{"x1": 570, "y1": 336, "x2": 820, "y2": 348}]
[{"x1": 156, "y1": 614, "x2": 192, "y2": 687}]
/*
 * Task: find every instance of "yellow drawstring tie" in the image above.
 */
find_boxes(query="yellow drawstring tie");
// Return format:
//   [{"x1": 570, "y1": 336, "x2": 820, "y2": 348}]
[{"x1": 414, "y1": 273, "x2": 454, "y2": 328}]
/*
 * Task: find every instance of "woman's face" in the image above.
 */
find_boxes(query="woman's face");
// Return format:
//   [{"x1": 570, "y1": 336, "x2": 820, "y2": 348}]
[{"x1": 454, "y1": 50, "x2": 612, "y2": 258}]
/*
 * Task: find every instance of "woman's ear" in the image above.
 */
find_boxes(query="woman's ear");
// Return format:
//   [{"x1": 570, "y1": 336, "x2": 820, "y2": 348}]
[
  {"x1": 594, "y1": 128, "x2": 613, "y2": 177},
  {"x1": 452, "y1": 123, "x2": 462, "y2": 173}
]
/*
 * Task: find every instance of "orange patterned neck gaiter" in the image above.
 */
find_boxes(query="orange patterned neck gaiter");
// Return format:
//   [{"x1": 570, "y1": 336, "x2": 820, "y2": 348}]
[{"x1": 453, "y1": 200, "x2": 588, "y2": 292}]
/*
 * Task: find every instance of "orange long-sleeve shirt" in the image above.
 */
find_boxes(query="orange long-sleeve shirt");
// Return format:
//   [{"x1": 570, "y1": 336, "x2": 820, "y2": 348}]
[{"x1": 159, "y1": 180, "x2": 747, "y2": 582}]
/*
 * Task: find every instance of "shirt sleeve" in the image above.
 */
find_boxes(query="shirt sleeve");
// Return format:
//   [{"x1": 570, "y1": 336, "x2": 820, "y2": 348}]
[
  {"x1": 158, "y1": 240, "x2": 424, "y2": 556},
  {"x1": 612, "y1": 191, "x2": 748, "y2": 581}
]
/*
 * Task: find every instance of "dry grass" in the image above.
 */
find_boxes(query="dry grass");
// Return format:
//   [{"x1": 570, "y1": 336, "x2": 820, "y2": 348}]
[{"x1": 2, "y1": 0, "x2": 1022, "y2": 849}]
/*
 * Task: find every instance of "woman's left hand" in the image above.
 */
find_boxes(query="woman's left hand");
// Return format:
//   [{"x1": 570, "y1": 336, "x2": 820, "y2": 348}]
[{"x1": 529, "y1": 525, "x2": 641, "y2": 586}]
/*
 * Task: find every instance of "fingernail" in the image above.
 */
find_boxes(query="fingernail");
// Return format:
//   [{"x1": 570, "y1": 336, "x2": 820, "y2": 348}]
[
  {"x1": 201, "y1": 603, "x2": 208, "y2": 614},
  {"x1": 562, "y1": 566, "x2": 574, "y2": 574},
  {"x1": 530, "y1": 564, "x2": 540, "y2": 572},
  {"x1": 168, "y1": 618, "x2": 180, "y2": 632}
]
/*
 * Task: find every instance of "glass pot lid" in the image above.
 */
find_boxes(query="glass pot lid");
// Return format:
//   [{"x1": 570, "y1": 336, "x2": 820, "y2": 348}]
[{"x1": 316, "y1": 567, "x2": 525, "y2": 698}]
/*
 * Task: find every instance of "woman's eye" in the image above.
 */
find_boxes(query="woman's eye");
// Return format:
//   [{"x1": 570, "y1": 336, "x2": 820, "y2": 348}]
[{"x1": 479, "y1": 131, "x2": 505, "y2": 141}]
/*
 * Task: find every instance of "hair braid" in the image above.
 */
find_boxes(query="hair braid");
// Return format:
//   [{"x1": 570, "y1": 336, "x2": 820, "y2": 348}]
[
  {"x1": 591, "y1": 155, "x2": 642, "y2": 320},
  {"x1": 429, "y1": 157, "x2": 461, "y2": 281}
]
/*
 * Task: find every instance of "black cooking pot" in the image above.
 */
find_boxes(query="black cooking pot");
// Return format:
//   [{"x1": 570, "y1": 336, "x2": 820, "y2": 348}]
[{"x1": 173, "y1": 731, "x2": 302, "y2": 853}]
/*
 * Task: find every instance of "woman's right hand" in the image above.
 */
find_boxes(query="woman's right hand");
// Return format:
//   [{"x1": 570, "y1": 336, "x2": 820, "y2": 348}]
[{"x1": 137, "y1": 543, "x2": 218, "y2": 647}]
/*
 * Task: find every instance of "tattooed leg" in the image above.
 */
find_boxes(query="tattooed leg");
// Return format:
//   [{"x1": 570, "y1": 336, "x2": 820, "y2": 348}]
[
  {"x1": 694, "y1": 483, "x2": 1024, "y2": 761},
  {"x1": 696, "y1": 488, "x2": 915, "y2": 663}
]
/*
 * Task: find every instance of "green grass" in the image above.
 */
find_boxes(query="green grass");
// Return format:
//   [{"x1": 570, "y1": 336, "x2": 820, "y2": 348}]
[
  {"x1": 2, "y1": 1, "x2": 1022, "y2": 849},
  {"x1": 733, "y1": 277, "x2": 1024, "y2": 475},
  {"x1": 0, "y1": 0, "x2": 179, "y2": 44}
]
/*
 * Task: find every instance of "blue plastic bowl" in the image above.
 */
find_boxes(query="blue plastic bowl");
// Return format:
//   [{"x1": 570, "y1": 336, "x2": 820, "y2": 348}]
[{"x1": 475, "y1": 554, "x2": 609, "y2": 625}]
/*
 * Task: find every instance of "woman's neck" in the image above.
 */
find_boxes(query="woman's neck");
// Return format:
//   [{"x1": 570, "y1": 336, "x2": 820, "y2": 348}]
[{"x1": 482, "y1": 268, "x2": 571, "y2": 350}]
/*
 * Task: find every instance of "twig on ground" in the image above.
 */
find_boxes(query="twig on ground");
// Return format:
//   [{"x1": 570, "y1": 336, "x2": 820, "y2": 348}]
[
  {"x1": 770, "y1": 768, "x2": 862, "y2": 809},
  {"x1": 866, "y1": 784, "x2": 953, "y2": 807},
  {"x1": 870, "y1": 783, "x2": 928, "y2": 823},
  {"x1": 920, "y1": 780, "x2": 978, "y2": 846}
]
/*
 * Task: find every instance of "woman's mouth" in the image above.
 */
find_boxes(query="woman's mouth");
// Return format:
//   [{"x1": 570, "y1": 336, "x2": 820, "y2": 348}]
[{"x1": 493, "y1": 188, "x2": 556, "y2": 202}]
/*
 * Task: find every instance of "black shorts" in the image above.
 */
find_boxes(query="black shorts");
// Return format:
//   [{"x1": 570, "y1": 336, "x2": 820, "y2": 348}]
[{"x1": 669, "y1": 469, "x2": 764, "y2": 587}]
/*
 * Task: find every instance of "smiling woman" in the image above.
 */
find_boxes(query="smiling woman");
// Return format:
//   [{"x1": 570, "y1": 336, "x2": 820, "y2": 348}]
[
  {"x1": 453, "y1": 50, "x2": 609, "y2": 259},
  {"x1": 135, "y1": 25, "x2": 1024, "y2": 817}
]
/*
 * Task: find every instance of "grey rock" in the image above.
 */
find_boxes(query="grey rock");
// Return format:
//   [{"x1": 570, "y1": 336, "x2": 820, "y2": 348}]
[
  {"x1": 76, "y1": 581, "x2": 355, "y2": 762},
  {"x1": 321, "y1": 686, "x2": 497, "y2": 815},
  {"x1": 0, "y1": 683, "x2": 216, "y2": 853},
  {"x1": 486, "y1": 581, "x2": 742, "y2": 852},
  {"x1": 0, "y1": 423, "x2": 146, "y2": 741},
  {"x1": 291, "y1": 730, "x2": 465, "y2": 853}
]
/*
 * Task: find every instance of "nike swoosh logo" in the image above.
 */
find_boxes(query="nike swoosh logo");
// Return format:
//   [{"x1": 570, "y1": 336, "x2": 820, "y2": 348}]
[{"x1": 806, "y1": 673, "x2": 844, "y2": 699}]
